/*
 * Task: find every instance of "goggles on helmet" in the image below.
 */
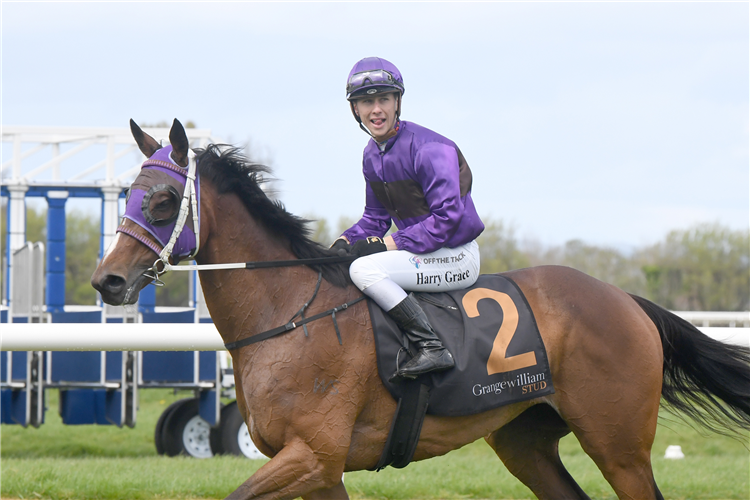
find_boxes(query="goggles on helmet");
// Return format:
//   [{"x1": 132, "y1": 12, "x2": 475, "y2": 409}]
[{"x1": 347, "y1": 69, "x2": 404, "y2": 98}]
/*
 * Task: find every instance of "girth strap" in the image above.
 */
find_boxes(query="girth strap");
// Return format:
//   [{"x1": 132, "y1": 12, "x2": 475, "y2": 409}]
[{"x1": 224, "y1": 296, "x2": 366, "y2": 351}]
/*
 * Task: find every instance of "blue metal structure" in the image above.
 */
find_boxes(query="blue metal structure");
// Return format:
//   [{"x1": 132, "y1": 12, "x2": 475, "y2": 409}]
[{"x1": 45, "y1": 193, "x2": 67, "y2": 316}]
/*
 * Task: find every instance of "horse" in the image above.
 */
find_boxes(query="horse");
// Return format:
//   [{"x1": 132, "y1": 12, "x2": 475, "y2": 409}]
[{"x1": 92, "y1": 119, "x2": 750, "y2": 500}]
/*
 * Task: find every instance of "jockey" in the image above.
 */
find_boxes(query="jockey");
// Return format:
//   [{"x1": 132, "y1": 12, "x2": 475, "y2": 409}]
[{"x1": 333, "y1": 57, "x2": 485, "y2": 383}]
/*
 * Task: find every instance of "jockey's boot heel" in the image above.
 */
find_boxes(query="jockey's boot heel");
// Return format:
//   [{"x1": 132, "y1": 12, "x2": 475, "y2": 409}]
[{"x1": 387, "y1": 293, "x2": 454, "y2": 383}]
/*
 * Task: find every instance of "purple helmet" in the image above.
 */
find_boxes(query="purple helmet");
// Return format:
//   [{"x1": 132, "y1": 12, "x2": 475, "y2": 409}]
[{"x1": 346, "y1": 57, "x2": 404, "y2": 101}]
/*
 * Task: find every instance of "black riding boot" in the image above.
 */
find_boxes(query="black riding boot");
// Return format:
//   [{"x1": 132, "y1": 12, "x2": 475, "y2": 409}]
[{"x1": 387, "y1": 293, "x2": 455, "y2": 383}]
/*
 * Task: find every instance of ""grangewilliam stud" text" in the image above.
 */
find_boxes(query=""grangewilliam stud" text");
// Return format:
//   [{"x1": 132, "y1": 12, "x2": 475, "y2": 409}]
[{"x1": 472, "y1": 371, "x2": 547, "y2": 396}]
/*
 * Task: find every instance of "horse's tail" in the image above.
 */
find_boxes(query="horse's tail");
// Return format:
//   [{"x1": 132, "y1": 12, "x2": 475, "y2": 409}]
[{"x1": 629, "y1": 294, "x2": 750, "y2": 437}]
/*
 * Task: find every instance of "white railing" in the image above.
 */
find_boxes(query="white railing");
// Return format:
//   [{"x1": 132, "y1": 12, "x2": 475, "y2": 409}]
[
  {"x1": 0, "y1": 323, "x2": 224, "y2": 351},
  {"x1": 673, "y1": 311, "x2": 750, "y2": 328},
  {"x1": 1, "y1": 321, "x2": 747, "y2": 351}
]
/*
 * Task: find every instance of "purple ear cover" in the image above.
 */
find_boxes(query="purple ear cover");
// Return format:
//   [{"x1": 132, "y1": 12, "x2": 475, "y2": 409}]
[{"x1": 122, "y1": 145, "x2": 200, "y2": 258}]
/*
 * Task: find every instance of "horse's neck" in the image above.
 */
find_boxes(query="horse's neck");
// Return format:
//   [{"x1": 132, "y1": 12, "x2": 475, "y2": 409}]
[{"x1": 194, "y1": 188, "x2": 320, "y2": 343}]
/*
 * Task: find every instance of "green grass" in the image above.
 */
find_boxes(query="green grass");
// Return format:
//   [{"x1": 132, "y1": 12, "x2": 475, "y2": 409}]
[{"x1": 2, "y1": 389, "x2": 748, "y2": 499}]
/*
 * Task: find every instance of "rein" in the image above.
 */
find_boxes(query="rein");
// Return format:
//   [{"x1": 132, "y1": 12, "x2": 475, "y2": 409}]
[{"x1": 161, "y1": 254, "x2": 357, "y2": 272}]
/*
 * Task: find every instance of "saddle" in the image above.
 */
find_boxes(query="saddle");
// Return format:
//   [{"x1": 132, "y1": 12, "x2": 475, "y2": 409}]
[{"x1": 368, "y1": 274, "x2": 554, "y2": 469}]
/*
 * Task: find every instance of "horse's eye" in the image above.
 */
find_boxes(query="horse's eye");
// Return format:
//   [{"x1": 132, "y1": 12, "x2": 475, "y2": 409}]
[{"x1": 142, "y1": 184, "x2": 181, "y2": 227}]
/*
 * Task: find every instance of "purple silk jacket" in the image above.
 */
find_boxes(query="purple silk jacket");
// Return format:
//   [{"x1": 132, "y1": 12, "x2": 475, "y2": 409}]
[{"x1": 342, "y1": 121, "x2": 484, "y2": 254}]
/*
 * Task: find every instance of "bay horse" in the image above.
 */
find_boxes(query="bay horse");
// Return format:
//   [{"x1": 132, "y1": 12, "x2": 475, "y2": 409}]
[{"x1": 92, "y1": 119, "x2": 750, "y2": 500}]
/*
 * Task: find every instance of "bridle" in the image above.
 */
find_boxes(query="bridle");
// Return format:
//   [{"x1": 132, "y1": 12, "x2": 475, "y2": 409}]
[
  {"x1": 116, "y1": 148, "x2": 201, "y2": 287},
  {"x1": 147, "y1": 149, "x2": 200, "y2": 284}
]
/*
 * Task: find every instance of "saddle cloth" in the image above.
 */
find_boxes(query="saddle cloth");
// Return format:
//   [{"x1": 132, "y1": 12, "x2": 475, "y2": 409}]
[{"x1": 368, "y1": 274, "x2": 554, "y2": 417}]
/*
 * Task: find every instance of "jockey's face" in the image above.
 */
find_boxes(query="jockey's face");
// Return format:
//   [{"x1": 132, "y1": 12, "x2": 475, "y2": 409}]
[{"x1": 353, "y1": 92, "x2": 399, "y2": 142}]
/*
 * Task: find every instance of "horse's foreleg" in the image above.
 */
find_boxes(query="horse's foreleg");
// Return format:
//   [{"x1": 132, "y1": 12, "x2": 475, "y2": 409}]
[
  {"x1": 301, "y1": 480, "x2": 348, "y2": 500},
  {"x1": 224, "y1": 437, "x2": 347, "y2": 500}
]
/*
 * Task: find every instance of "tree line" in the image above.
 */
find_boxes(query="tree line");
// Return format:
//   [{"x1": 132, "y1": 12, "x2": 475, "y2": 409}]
[
  {"x1": 311, "y1": 216, "x2": 748, "y2": 312},
  {"x1": 1, "y1": 204, "x2": 748, "y2": 312}
]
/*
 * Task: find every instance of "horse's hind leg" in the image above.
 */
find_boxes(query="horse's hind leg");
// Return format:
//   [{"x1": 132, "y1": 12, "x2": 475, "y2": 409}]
[
  {"x1": 562, "y1": 398, "x2": 663, "y2": 500},
  {"x1": 486, "y1": 404, "x2": 590, "y2": 500}
]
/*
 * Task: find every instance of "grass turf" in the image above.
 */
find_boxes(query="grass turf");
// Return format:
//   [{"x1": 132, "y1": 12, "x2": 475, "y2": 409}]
[{"x1": 1, "y1": 389, "x2": 748, "y2": 499}]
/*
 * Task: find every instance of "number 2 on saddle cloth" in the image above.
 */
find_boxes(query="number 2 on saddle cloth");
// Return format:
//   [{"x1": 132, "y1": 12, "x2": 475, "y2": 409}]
[
  {"x1": 462, "y1": 287, "x2": 537, "y2": 375},
  {"x1": 367, "y1": 274, "x2": 554, "y2": 417}
]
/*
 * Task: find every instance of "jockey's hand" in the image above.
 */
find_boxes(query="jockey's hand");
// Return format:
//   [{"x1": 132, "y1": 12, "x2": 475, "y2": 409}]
[
  {"x1": 352, "y1": 236, "x2": 388, "y2": 257},
  {"x1": 330, "y1": 237, "x2": 351, "y2": 256}
]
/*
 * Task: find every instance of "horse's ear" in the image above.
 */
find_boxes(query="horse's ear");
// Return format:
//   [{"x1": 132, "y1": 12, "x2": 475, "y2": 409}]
[
  {"x1": 169, "y1": 119, "x2": 190, "y2": 168},
  {"x1": 130, "y1": 119, "x2": 162, "y2": 158}
]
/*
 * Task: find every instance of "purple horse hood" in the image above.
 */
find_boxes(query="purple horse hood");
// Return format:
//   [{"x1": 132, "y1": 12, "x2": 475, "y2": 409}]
[
  {"x1": 342, "y1": 121, "x2": 484, "y2": 254},
  {"x1": 120, "y1": 145, "x2": 199, "y2": 259}
]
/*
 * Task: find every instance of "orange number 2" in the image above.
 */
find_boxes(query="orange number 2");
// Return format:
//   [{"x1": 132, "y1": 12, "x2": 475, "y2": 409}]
[{"x1": 462, "y1": 288, "x2": 537, "y2": 376}]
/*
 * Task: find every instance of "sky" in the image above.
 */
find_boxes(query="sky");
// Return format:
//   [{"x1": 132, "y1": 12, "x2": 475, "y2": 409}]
[{"x1": 2, "y1": 2, "x2": 748, "y2": 250}]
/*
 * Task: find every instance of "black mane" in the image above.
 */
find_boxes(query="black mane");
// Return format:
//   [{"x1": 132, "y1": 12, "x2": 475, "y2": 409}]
[{"x1": 195, "y1": 144, "x2": 351, "y2": 288}]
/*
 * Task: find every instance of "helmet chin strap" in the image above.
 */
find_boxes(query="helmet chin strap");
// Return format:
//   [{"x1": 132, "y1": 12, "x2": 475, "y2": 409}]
[{"x1": 358, "y1": 120, "x2": 375, "y2": 139}]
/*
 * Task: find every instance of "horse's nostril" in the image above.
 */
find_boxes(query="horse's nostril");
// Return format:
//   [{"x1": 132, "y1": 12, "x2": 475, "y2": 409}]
[{"x1": 103, "y1": 275, "x2": 126, "y2": 294}]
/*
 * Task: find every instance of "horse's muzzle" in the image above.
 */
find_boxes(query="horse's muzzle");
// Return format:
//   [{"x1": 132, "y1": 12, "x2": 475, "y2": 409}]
[{"x1": 91, "y1": 271, "x2": 140, "y2": 305}]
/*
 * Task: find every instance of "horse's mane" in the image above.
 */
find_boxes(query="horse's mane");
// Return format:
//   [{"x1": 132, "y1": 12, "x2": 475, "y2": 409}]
[{"x1": 195, "y1": 144, "x2": 351, "y2": 288}]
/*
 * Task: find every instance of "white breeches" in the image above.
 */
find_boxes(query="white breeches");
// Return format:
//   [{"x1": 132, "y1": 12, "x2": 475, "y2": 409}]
[{"x1": 349, "y1": 240, "x2": 481, "y2": 310}]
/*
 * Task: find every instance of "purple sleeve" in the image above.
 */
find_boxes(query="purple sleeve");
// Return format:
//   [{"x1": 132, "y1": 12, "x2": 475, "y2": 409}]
[
  {"x1": 391, "y1": 143, "x2": 464, "y2": 254},
  {"x1": 341, "y1": 182, "x2": 392, "y2": 243}
]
